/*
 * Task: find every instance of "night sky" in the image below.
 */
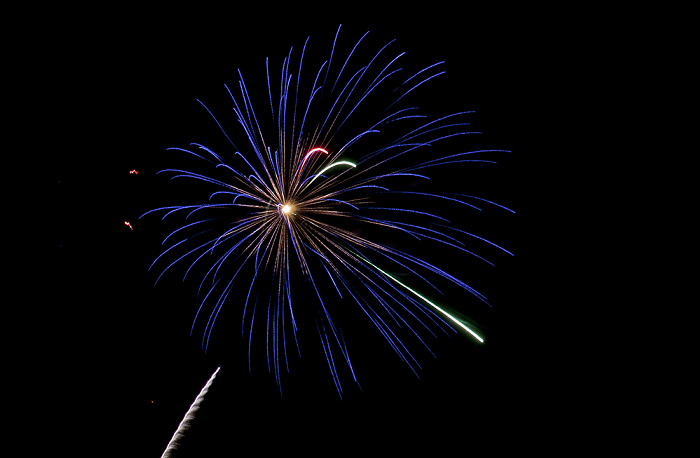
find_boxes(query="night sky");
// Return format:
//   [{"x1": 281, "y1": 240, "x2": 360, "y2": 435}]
[{"x1": 44, "y1": 6, "x2": 571, "y2": 457}]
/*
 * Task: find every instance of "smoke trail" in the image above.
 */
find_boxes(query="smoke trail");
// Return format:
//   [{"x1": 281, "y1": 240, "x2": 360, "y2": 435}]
[{"x1": 160, "y1": 367, "x2": 220, "y2": 458}]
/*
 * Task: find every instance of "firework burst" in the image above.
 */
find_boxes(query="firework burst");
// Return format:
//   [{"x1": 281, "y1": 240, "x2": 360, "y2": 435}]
[{"x1": 141, "y1": 25, "x2": 513, "y2": 396}]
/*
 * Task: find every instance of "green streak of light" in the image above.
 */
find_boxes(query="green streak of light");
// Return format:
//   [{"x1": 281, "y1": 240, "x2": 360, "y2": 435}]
[
  {"x1": 307, "y1": 161, "x2": 356, "y2": 186},
  {"x1": 362, "y1": 258, "x2": 485, "y2": 343}
]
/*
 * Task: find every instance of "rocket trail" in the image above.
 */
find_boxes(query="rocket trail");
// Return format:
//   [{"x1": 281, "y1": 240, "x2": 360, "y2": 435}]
[{"x1": 160, "y1": 367, "x2": 221, "y2": 458}]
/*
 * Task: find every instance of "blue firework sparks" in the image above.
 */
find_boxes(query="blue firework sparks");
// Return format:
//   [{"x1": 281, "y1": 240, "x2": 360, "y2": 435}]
[{"x1": 141, "y1": 25, "x2": 513, "y2": 396}]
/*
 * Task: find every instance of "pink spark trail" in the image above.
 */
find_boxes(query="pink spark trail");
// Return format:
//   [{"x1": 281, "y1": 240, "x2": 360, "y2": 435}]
[{"x1": 298, "y1": 147, "x2": 328, "y2": 174}]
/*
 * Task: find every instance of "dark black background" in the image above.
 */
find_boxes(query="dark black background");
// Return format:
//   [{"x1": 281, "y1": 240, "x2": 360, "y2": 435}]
[{"x1": 42, "y1": 5, "x2": 580, "y2": 457}]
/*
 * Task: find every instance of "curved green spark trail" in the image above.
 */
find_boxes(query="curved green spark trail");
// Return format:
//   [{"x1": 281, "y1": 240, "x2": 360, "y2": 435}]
[{"x1": 307, "y1": 160, "x2": 357, "y2": 186}]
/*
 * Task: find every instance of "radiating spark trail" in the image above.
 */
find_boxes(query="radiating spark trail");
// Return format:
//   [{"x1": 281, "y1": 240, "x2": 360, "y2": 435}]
[
  {"x1": 358, "y1": 257, "x2": 484, "y2": 343},
  {"x1": 306, "y1": 160, "x2": 357, "y2": 187},
  {"x1": 298, "y1": 147, "x2": 329, "y2": 173},
  {"x1": 161, "y1": 367, "x2": 220, "y2": 458}
]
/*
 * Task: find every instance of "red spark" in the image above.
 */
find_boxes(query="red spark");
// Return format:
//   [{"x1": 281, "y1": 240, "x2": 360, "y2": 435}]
[
  {"x1": 124, "y1": 221, "x2": 133, "y2": 230},
  {"x1": 129, "y1": 169, "x2": 139, "y2": 175}
]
